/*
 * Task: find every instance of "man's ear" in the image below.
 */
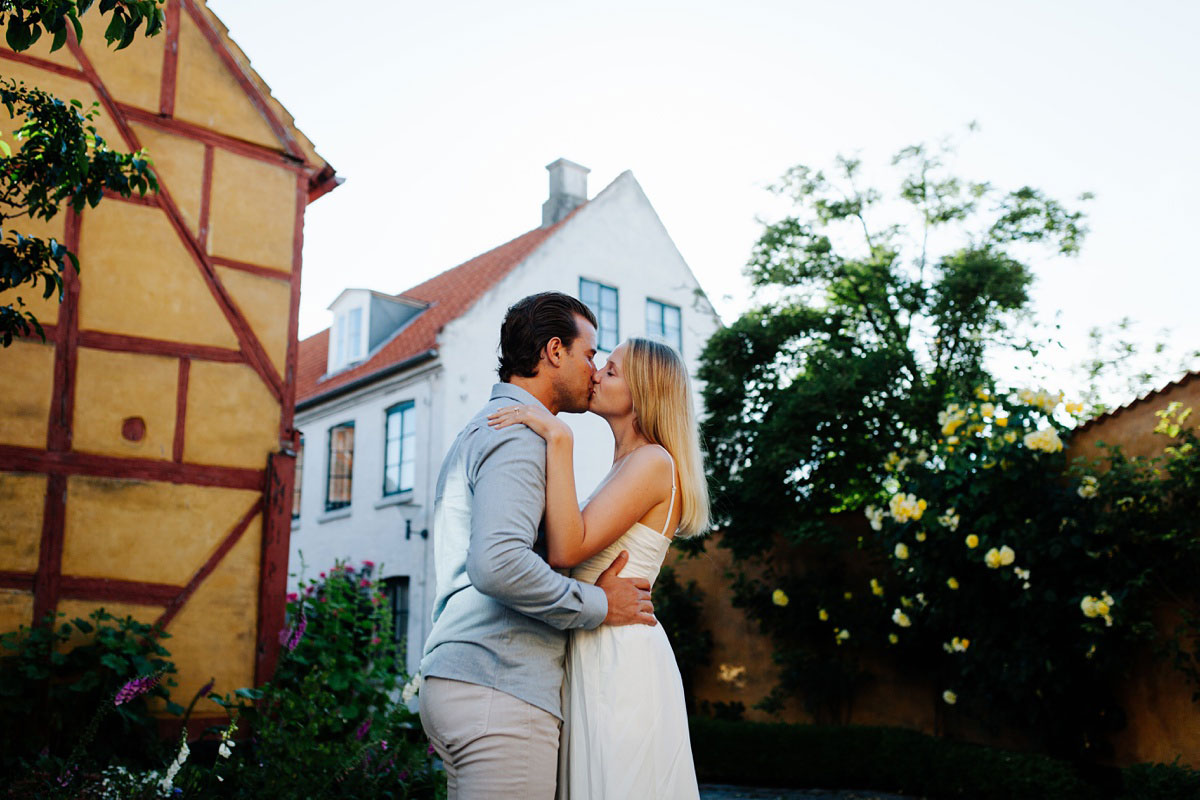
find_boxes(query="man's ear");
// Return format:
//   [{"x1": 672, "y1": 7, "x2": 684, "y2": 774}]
[{"x1": 544, "y1": 336, "x2": 565, "y2": 367}]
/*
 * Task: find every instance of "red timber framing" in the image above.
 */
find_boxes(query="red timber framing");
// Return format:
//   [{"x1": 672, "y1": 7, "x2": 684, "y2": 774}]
[{"x1": 0, "y1": 4, "x2": 336, "y2": 687}]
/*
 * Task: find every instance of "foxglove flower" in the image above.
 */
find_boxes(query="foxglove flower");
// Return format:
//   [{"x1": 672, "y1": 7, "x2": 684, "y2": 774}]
[{"x1": 114, "y1": 673, "x2": 161, "y2": 706}]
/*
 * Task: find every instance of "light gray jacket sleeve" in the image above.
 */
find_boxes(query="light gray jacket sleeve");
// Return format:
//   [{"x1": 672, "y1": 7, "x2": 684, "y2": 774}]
[{"x1": 464, "y1": 425, "x2": 608, "y2": 631}]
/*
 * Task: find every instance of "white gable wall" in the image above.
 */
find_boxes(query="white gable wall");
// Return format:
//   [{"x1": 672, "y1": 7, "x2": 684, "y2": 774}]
[{"x1": 437, "y1": 170, "x2": 721, "y2": 496}]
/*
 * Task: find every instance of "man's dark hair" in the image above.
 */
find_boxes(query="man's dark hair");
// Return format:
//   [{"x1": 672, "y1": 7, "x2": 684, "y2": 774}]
[{"x1": 498, "y1": 292, "x2": 598, "y2": 382}]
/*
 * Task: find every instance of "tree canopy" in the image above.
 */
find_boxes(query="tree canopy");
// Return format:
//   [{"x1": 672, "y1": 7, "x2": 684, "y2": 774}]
[
  {"x1": 0, "y1": 0, "x2": 162, "y2": 346},
  {"x1": 698, "y1": 139, "x2": 1091, "y2": 559}
]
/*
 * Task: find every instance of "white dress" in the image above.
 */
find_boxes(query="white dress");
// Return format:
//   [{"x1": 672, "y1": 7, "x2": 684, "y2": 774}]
[{"x1": 557, "y1": 465, "x2": 700, "y2": 800}]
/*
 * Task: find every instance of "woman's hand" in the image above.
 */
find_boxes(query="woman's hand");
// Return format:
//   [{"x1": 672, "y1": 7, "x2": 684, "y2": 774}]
[{"x1": 487, "y1": 403, "x2": 571, "y2": 444}]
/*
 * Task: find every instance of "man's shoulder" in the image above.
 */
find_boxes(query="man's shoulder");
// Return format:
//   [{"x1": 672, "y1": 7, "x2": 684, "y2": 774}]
[{"x1": 461, "y1": 402, "x2": 545, "y2": 459}]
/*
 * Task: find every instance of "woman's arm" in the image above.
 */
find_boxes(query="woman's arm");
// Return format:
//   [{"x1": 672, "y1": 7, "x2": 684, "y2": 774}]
[{"x1": 487, "y1": 406, "x2": 672, "y2": 568}]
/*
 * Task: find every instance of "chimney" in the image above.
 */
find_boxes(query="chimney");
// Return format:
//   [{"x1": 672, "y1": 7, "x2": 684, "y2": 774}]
[{"x1": 541, "y1": 158, "x2": 590, "y2": 227}]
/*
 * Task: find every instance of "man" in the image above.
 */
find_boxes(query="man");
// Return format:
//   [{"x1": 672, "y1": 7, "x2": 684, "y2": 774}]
[{"x1": 419, "y1": 291, "x2": 655, "y2": 798}]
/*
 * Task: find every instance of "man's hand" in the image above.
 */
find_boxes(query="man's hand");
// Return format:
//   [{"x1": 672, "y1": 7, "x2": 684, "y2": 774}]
[{"x1": 596, "y1": 550, "x2": 655, "y2": 626}]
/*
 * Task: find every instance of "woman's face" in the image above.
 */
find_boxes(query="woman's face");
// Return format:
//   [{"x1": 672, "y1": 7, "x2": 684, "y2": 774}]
[{"x1": 589, "y1": 342, "x2": 634, "y2": 420}]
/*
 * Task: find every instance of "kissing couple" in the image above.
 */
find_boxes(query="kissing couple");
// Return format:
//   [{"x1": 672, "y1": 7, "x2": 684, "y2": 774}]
[{"x1": 419, "y1": 291, "x2": 709, "y2": 799}]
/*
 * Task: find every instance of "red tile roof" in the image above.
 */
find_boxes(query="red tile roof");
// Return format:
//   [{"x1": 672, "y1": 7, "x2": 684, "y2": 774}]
[
  {"x1": 1074, "y1": 369, "x2": 1200, "y2": 432},
  {"x1": 296, "y1": 214, "x2": 575, "y2": 405}
]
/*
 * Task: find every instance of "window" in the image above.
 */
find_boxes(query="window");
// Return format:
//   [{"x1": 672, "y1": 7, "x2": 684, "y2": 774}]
[
  {"x1": 383, "y1": 402, "x2": 416, "y2": 496},
  {"x1": 333, "y1": 307, "x2": 363, "y2": 369},
  {"x1": 325, "y1": 422, "x2": 355, "y2": 511},
  {"x1": 292, "y1": 435, "x2": 304, "y2": 519},
  {"x1": 383, "y1": 576, "x2": 410, "y2": 652},
  {"x1": 646, "y1": 299, "x2": 682, "y2": 351},
  {"x1": 580, "y1": 278, "x2": 619, "y2": 351}
]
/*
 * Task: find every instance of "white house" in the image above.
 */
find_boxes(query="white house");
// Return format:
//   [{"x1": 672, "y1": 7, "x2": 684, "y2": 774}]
[{"x1": 289, "y1": 159, "x2": 722, "y2": 672}]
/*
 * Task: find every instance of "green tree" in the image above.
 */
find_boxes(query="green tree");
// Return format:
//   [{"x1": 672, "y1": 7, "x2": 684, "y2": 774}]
[
  {"x1": 700, "y1": 138, "x2": 1090, "y2": 561},
  {"x1": 0, "y1": 0, "x2": 162, "y2": 346},
  {"x1": 696, "y1": 136, "x2": 1091, "y2": 726}
]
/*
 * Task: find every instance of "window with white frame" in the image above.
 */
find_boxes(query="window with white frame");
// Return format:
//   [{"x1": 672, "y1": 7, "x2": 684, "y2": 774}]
[
  {"x1": 383, "y1": 401, "x2": 416, "y2": 497},
  {"x1": 292, "y1": 435, "x2": 304, "y2": 519},
  {"x1": 325, "y1": 422, "x2": 354, "y2": 511},
  {"x1": 383, "y1": 576, "x2": 410, "y2": 652},
  {"x1": 332, "y1": 307, "x2": 364, "y2": 370},
  {"x1": 646, "y1": 299, "x2": 682, "y2": 351},
  {"x1": 580, "y1": 278, "x2": 618, "y2": 351}
]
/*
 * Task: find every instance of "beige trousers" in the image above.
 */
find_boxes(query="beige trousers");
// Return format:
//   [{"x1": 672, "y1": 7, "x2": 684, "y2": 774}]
[{"x1": 419, "y1": 676, "x2": 561, "y2": 800}]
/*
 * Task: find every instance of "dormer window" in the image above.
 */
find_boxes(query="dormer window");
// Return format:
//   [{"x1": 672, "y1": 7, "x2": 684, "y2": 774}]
[
  {"x1": 333, "y1": 307, "x2": 364, "y2": 369},
  {"x1": 325, "y1": 288, "x2": 428, "y2": 377}
]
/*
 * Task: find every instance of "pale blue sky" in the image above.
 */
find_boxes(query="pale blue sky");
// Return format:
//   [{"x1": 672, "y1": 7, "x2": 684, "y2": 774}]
[{"x1": 209, "y1": 0, "x2": 1199, "y2": 402}]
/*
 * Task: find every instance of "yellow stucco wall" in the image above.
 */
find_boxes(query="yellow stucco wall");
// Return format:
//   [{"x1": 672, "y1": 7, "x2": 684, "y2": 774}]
[
  {"x1": 0, "y1": 473, "x2": 46, "y2": 573},
  {"x1": 61, "y1": 478, "x2": 259, "y2": 585},
  {"x1": 72, "y1": 348, "x2": 179, "y2": 460},
  {"x1": 173, "y1": 10, "x2": 278, "y2": 148},
  {"x1": 184, "y1": 360, "x2": 281, "y2": 469},
  {"x1": 215, "y1": 266, "x2": 292, "y2": 373},
  {"x1": 208, "y1": 149, "x2": 297, "y2": 271},
  {"x1": 76, "y1": 202, "x2": 240, "y2": 349},
  {"x1": 0, "y1": 590, "x2": 34, "y2": 635},
  {"x1": 132, "y1": 122, "x2": 207, "y2": 236},
  {"x1": 0, "y1": 340, "x2": 56, "y2": 448}
]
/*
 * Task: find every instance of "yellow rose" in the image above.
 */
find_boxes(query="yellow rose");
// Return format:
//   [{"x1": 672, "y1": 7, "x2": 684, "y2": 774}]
[
  {"x1": 947, "y1": 577, "x2": 960, "y2": 590},
  {"x1": 835, "y1": 629, "x2": 850, "y2": 644},
  {"x1": 818, "y1": 608, "x2": 829, "y2": 621},
  {"x1": 996, "y1": 416, "x2": 1009, "y2": 428},
  {"x1": 870, "y1": 578, "x2": 885, "y2": 597},
  {"x1": 843, "y1": 591, "x2": 853, "y2": 600},
  {"x1": 888, "y1": 633, "x2": 899, "y2": 644},
  {"x1": 943, "y1": 690, "x2": 957, "y2": 705},
  {"x1": 772, "y1": 589, "x2": 789, "y2": 607},
  {"x1": 999, "y1": 545, "x2": 1016, "y2": 566},
  {"x1": 1066, "y1": 401, "x2": 1083, "y2": 414},
  {"x1": 892, "y1": 609, "x2": 912, "y2": 628},
  {"x1": 915, "y1": 531, "x2": 927, "y2": 542},
  {"x1": 985, "y1": 547, "x2": 1003, "y2": 569},
  {"x1": 965, "y1": 534, "x2": 980, "y2": 549}
]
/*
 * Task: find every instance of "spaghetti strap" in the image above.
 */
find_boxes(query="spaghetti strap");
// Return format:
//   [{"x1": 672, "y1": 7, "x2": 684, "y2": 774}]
[{"x1": 662, "y1": 450, "x2": 677, "y2": 537}]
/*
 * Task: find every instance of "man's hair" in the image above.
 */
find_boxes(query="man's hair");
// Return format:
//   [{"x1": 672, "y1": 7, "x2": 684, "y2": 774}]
[{"x1": 498, "y1": 292, "x2": 597, "y2": 382}]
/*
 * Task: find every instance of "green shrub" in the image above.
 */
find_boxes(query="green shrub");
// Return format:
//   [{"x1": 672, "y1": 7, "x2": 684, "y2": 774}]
[
  {"x1": 689, "y1": 717, "x2": 1092, "y2": 800},
  {"x1": 195, "y1": 560, "x2": 443, "y2": 799},
  {"x1": 1118, "y1": 761, "x2": 1200, "y2": 800},
  {"x1": 0, "y1": 608, "x2": 181, "y2": 775}
]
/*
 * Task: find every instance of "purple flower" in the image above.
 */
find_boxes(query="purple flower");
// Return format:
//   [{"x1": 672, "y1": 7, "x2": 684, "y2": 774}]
[
  {"x1": 355, "y1": 717, "x2": 372, "y2": 740},
  {"x1": 280, "y1": 611, "x2": 308, "y2": 652},
  {"x1": 398, "y1": 769, "x2": 408, "y2": 781},
  {"x1": 380, "y1": 740, "x2": 388, "y2": 751},
  {"x1": 114, "y1": 673, "x2": 161, "y2": 706}
]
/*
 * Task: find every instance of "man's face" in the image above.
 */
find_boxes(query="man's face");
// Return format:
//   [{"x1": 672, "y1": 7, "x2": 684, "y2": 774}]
[{"x1": 554, "y1": 315, "x2": 598, "y2": 413}]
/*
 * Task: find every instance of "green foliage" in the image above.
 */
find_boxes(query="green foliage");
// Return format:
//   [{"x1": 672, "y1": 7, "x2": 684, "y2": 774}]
[
  {"x1": 196, "y1": 561, "x2": 443, "y2": 799},
  {"x1": 700, "y1": 139, "x2": 1089, "y2": 560},
  {"x1": 0, "y1": 1, "x2": 162, "y2": 347},
  {"x1": 653, "y1": 564, "x2": 713, "y2": 712},
  {"x1": 0, "y1": 1, "x2": 164, "y2": 53},
  {"x1": 689, "y1": 717, "x2": 1097, "y2": 799},
  {"x1": 1118, "y1": 761, "x2": 1200, "y2": 800},
  {"x1": 0, "y1": 608, "x2": 181, "y2": 773}
]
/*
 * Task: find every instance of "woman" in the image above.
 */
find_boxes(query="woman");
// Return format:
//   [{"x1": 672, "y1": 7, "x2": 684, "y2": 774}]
[{"x1": 488, "y1": 336, "x2": 709, "y2": 799}]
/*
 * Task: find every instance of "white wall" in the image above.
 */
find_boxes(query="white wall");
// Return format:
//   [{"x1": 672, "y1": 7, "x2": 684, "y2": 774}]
[
  {"x1": 290, "y1": 361, "x2": 443, "y2": 674},
  {"x1": 288, "y1": 169, "x2": 723, "y2": 673},
  {"x1": 437, "y1": 170, "x2": 722, "y2": 496}
]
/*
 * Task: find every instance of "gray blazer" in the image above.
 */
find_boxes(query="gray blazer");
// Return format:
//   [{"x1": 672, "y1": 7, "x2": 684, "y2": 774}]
[{"x1": 419, "y1": 382, "x2": 608, "y2": 718}]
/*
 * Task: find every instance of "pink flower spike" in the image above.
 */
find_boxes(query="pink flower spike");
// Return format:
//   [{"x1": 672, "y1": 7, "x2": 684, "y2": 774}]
[
  {"x1": 362, "y1": 560, "x2": 375, "y2": 569},
  {"x1": 355, "y1": 717, "x2": 372, "y2": 740},
  {"x1": 319, "y1": 572, "x2": 326, "y2": 578},
  {"x1": 359, "y1": 578, "x2": 371, "y2": 588},
  {"x1": 371, "y1": 637, "x2": 381, "y2": 645},
  {"x1": 286, "y1": 592, "x2": 298, "y2": 602},
  {"x1": 114, "y1": 673, "x2": 161, "y2": 706}
]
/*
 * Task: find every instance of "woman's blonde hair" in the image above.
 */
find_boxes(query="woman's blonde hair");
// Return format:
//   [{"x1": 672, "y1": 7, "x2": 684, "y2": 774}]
[{"x1": 623, "y1": 337, "x2": 710, "y2": 538}]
